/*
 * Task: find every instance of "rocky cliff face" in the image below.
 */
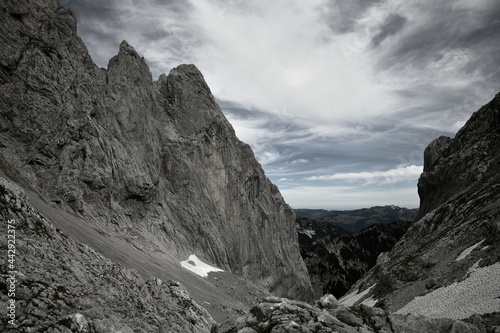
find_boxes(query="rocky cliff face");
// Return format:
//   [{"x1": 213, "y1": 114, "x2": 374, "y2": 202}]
[
  {"x1": 0, "y1": 0, "x2": 312, "y2": 302},
  {"x1": 340, "y1": 93, "x2": 500, "y2": 323}
]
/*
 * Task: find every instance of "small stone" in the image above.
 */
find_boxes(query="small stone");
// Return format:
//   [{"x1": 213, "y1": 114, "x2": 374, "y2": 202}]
[
  {"x1": 317, "y1": 311, "x2": 338, "y2": 325},
  {"x1": 336, "y1": 310, "x2": 364, "y2": 327},
  {"x1": 317, "y1": 294, "x2": 338, "y2": 309}
]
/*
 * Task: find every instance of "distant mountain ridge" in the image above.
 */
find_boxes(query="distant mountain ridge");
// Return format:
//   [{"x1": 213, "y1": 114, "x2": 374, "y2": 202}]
[{"x1": 295, "y1": 205, "x2": 418, "y2": 233}]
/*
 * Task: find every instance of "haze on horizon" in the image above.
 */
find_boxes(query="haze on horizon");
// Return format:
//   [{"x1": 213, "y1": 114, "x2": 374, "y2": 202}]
[{"x1": 64, "y1": 0, "x2": 500, "y2": 210}]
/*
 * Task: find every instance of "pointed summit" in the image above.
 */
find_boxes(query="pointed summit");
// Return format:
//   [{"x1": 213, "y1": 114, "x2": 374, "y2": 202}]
[
  {"x1": 118, "y1": 40, "x2": 140, "y2": 57},
  {"x1": 107, "y1": 40, "x2": 152, "y2": 85}
]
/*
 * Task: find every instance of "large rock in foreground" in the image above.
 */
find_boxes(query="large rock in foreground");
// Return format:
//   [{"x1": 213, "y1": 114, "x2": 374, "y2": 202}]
[{"x1": 0, "y1": 0, "x2": 312, "y2": 301}]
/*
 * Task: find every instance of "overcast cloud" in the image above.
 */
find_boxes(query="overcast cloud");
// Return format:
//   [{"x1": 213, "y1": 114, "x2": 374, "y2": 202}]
[{"x1": 63, "y1": 0, "x2": 500, "y2": 209}]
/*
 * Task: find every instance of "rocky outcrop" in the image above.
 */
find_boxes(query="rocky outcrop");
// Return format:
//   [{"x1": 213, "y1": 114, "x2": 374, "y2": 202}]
[
  {"x1": 0, "y1": 176, "x2": 214, "y2": 333},
  {"x1": 417, "y1": 96, "x2": 500, "y2": 219},
  {"x1": 340, "y1": 93, "x2": 500, "y2": 324},
  {"x1": 301, "y1": 220, "x2": 411, "y2": 299},
  {"x1": 0, "y1": 0, "x2": 312, "y2": 302},
  {"x1": 212, "y1": 295, "x2": 482, "y2": 333},
  {"x1": 422, "y1": 136, "x2": 452, "y2": 172}
]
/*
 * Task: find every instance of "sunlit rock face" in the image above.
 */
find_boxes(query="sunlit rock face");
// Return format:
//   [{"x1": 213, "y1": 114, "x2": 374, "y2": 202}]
[
  {"x1": 0, "y1": 0, "x2": 312, "y2": 302},
  {"x1": 341, "y1": 92, "x2": 500, "y2": 322}
]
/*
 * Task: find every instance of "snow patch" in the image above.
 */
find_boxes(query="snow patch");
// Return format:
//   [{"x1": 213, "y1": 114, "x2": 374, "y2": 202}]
[
  {"x1": 339, "y1": 284, "x2": 376, "y2": 306},
  {"x1": 361, "y1": 296, "x2": 378, "y2": 307},
  {"x1": 456, "y1": 240, "x2": 484, "y2": 261},
  {"x1": 395, "y1": 262, "x2": 500, "y2": 319},
  {"x1": 466, "y1": 260, "x2": 481, "y2": 276},
  {"x1": 180, "y1": 254, "x2": 223, "y2": 278},
  {"x1": 301, "y1": 229, "x2": 316, "y2": 238}
]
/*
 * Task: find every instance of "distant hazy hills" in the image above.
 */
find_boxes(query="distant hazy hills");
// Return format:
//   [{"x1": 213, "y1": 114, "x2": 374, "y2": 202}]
[{"x1": 295, "y1": 205, "x2": 418, "y2": 234}]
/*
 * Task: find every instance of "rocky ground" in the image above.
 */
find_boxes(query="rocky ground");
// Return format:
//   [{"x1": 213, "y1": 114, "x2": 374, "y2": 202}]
[
  {"x1": 207, "y1": 272, "x2": 270, "y2": 315},
  {"x1": 17, "y1": 171, "x2": 253, "y2": 323},
  {"x1": 212, "y1": 295, "x2": 485, "y2": 333}
]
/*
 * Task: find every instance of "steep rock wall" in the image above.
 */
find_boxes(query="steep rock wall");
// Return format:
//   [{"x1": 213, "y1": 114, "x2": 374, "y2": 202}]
[
  {"x1": 417, "y1": 96, "x2": 500, "y2": 219},
  {"x1": 0, "y1": 0, "x2": 312, "y2": 301}
]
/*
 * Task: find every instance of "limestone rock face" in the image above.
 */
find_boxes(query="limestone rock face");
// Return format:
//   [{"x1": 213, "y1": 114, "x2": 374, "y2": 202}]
[
  {"x1": 341, "y1": 93, "x2": 500, "y2": 323},
  {"x1": 417, "y1": 97, "x2": 500, "y2": 219},
  {"x1": 0, "y1": 0, "x2": 312, "y2": 302}
]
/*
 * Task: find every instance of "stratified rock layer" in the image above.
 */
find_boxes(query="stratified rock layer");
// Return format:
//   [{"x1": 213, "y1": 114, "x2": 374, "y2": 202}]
[
  {"x1": 0, "y1": 0, "x2": 312, "y2": 301},
  {"x1": 342, "y1": 93, "x2": 500, "y2": 323}
]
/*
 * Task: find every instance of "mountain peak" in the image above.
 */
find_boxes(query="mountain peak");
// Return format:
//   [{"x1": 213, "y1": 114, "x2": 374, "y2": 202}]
[
  {"x1": 118, "y1": 39, "x2": 139, "y2": 56},
  {"x1": 107, "y1": 40, "x2": 152, "y2": 83}
]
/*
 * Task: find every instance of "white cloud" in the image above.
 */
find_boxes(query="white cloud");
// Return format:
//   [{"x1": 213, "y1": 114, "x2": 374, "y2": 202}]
[
  {"x1": 257, "y1": 150, "x2": 284, "y2": 166},
  {"x1": 291, "y1": 159, "x2": 309, "y2": 164},
  {"x1": 189, "y1": 0, "x2": 395, "y2": 127},
  {"x1": 306, "y1": 165, "x2": 423, "y2": 185}
]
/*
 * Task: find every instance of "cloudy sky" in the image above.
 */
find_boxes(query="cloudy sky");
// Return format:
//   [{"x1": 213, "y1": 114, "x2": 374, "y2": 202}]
[{"x1": 63, "y1": 0, "x2": 500, "y2": 210}]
